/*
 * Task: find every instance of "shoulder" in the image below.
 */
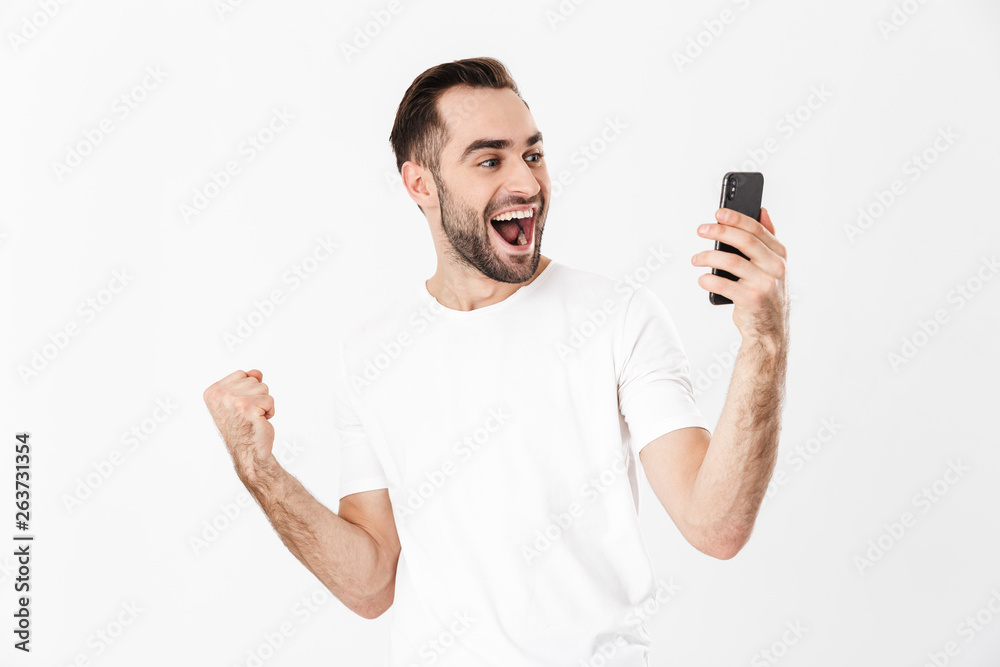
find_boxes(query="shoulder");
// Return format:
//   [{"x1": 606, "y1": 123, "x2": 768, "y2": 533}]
[
  {"x1": 547, "y1": 261, "x2": 667, "y2": 328},
  {"x1": 339, "y1": 285, "x2": 425, "y2": 358},
  {"x1": 546, "y1": 259, "x2": 635, "y2": 305}
]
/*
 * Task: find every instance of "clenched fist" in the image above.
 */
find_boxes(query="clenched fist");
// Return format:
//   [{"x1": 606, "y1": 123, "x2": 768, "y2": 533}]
[{"x1": 203, "y1": 369, "x2": 276, "y2": 482}]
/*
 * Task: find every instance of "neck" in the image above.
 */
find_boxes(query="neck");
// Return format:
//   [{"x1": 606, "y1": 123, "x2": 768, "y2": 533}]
[{"x1": 425, "y1": 255, "x2": 551, "y2": 312}]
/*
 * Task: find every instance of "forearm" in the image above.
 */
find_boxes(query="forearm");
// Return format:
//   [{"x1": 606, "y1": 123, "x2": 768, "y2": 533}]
[
  {"x1": 687, "y1": 336, "x2": 787, "y2": 554},
  {"x1": 237, "y1": 457, "x2": 392, "y2": 618}
]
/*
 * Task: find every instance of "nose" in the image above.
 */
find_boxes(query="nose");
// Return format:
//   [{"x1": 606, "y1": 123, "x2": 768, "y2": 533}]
[{"x1": 503, "y1": 156, "x2": 541, "y2": 200}]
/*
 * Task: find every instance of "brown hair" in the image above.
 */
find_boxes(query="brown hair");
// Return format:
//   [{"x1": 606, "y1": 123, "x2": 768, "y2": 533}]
[{"x1": 389, "y1": 57, "x2": 528, "y2": 179}]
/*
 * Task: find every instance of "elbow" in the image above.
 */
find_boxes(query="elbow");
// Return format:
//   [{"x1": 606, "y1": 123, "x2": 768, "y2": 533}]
[
  {"x1": 352, "y1": 588, "x2": 393, "y2": 620},
  {"x1": 352, "y1": 564, "x2": 397, "y2": 620},
  {"x1": 355, "y1": 602, "x2": 390, "y2": 620},
  {"x1": 704, "y1": 537, "x2": 745, "y2": 561},
  {"x1": 688, "y1": 522, "x2": 752, "y2": 561}
]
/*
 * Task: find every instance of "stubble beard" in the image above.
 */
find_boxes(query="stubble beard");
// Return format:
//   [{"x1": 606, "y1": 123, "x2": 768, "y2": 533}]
[{"x1": 434, "y1": 170, "x2": 544, "y2": 285}]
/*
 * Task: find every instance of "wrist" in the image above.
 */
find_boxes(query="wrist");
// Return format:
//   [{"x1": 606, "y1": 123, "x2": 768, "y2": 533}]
[
  {"x1": 740, "y1": 334, "x2": 786, "y2": 357},
  {"x1": 235, "y1": 452, "x2": 282, "y2": 492}
]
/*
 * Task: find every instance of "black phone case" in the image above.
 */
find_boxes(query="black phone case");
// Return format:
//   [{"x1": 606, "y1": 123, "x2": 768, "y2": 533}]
[{"x1": 709, "y1": 172, "x2": 764, "y2": 305}]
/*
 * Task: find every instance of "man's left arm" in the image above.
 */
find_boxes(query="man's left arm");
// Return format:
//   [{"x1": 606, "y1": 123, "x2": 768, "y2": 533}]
[{"x1": 640, "y1": 206, "x2": 790, "y2": 560}]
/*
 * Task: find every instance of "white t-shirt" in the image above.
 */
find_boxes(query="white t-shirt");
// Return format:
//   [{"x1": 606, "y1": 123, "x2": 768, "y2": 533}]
[{"x1": 334, "y1": 259, "x2": 711, "y2": 667}]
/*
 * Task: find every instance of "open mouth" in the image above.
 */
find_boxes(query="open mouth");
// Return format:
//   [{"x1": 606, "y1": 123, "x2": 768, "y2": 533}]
[{"x1": 488, "y1": 207, "x2": 535, "y2": 250}]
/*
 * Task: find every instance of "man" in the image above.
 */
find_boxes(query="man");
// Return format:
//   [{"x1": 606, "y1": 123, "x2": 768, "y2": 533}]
[{"x1": 203, "y1": 57, "x2": 789, "y2": 666}]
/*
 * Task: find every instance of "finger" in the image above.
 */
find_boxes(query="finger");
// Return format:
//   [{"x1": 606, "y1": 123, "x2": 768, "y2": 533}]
[
  {"x1": 246, "y1": 369, "x2": 263, "y2": 382},
  {"x1": 692, "y1": 248, "x2": 769, "y2": 283},
  {"x1": 219, "y1": 371, "x2": 264, "y2": 394},
  {"x1": 204, "y1": 369, "x2": 251, "y2": 403},
  {"x1": 257, "y1": 394, "x2": 275, "y2": 419},
  {"x1": 715, "y1": 207, "x2": 785, "y2": 257},
  {"x1": 697, "y1": 224, "x2": 783, "y2": 277},
  {"x1": 232, "y1": 393, "x2": 274, "y2": 418},
  {"x1": 696, "y1": 271, "x2": 744, "y2": 303},
  {"x1": 234, "y1": 381, "x2": 269, "y2": 396}
]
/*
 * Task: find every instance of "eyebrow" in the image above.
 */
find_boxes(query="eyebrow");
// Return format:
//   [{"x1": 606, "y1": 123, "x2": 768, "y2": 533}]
[{"x1": 460, "y1": 131, "x2": 543, "y2": 162}]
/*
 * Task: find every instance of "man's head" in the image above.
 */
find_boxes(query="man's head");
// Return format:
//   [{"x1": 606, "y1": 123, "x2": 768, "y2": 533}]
[{"x1": 390, "y1": 57, "x2": 550, "y2": 284}]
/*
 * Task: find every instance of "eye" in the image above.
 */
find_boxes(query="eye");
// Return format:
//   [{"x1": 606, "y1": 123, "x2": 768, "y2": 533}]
[{"x1": 478, "y1": 152, "x2": 545, "y2": 169}]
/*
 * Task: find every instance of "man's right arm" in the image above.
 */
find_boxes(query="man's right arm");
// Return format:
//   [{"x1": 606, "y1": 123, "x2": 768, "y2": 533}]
[
  {"x1": 203, "y1": 368, "x2": 400, "y2": 620},
  {"x1": 243, "y1": 460, "x2": 400, "y2": 620}
]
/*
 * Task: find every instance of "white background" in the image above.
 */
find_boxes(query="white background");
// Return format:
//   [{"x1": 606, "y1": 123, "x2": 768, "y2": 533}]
[{"x1": 2, "y1": 0, "x2": 999, "y2": 665}]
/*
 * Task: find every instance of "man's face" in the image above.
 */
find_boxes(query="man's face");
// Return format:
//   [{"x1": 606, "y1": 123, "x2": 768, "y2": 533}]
[{"x1": 430, "y1": 85, "x2": 551, "y2": 284}]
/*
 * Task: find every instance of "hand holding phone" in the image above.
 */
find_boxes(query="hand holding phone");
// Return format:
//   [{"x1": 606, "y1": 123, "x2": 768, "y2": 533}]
[{"x1": 709, "y1": 172, "x2": 764, "y2": 305}]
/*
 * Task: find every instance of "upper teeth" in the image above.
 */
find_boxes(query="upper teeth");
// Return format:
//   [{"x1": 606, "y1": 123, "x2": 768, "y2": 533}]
[{"x1": 491, "y1": 209, "x2": 534, "y2": 222}]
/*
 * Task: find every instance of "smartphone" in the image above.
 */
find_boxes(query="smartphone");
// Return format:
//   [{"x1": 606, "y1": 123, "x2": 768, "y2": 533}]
[{"x1": 709, "y1": 172, "x2": 764, "y2": 305}]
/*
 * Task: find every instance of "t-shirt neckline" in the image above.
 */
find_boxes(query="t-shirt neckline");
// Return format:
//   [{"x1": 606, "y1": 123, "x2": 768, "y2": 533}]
[{"x1": 417, "y1": 259, "x2": 558, "y2": 317}]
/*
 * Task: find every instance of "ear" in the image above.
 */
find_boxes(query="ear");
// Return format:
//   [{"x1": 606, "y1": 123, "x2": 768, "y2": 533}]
[{"x1": 402, "y1": 161, "x2": 437, "y2": 211}]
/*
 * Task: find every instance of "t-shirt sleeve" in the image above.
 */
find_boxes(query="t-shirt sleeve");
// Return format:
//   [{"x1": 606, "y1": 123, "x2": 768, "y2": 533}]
[
  {"x1": 617, "y1": 285, "x2": 711, "y2": 460},
  {"x1": 334, "y1": 339, "x2": 389, "y2": 500}
]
